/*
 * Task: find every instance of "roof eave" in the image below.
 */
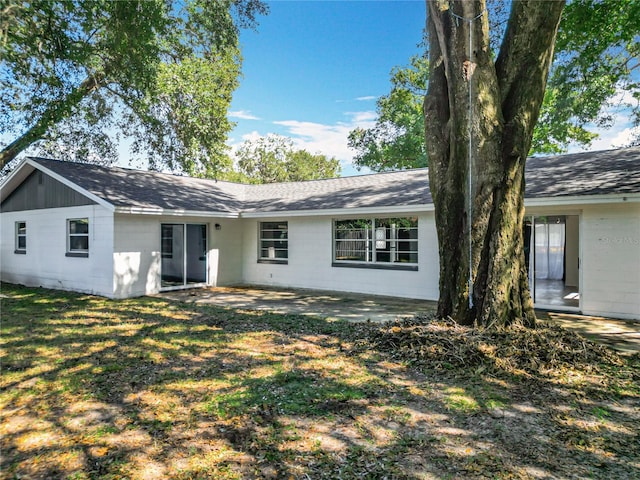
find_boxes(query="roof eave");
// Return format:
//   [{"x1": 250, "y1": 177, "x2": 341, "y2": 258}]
[
  {"x1": 240, "y1": 204, "x2": 435, "y2": 218},
  {"x1": 525, "y1": 193, "x2": 640, "y2": 207},
  {"x1": 114, "y1": 206, "x2": 240, "y2": 218}
]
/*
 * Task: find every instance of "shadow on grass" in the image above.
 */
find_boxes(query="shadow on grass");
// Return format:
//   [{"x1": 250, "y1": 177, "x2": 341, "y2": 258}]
[{"x1": 1, "y1": 283, "x2": 639, "y2": 479}]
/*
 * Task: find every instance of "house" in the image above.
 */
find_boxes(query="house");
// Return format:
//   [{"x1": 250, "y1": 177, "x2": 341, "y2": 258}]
[{"x1": 1, "y1": 147, "x2": 639, "y2": 319}]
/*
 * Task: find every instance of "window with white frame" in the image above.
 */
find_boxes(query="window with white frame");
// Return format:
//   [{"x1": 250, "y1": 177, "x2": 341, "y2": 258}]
[
  {"x1": 15, "y1": 221, "x2": 26, "y2": 254},
  {"x1": 67, "y1": 218, "x2": 89, "y2": 257},
  {"x1": 333, "y1": 217, "x2": 418, "y2": 268},
  {"x1": 259, "y1": 222, "x2": 288, "y2": 263}
]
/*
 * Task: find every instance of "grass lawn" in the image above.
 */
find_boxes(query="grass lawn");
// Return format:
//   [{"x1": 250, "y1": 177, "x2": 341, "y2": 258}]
[{"x1": 1, "y1": 283, "x2": 639, "y2": 479}]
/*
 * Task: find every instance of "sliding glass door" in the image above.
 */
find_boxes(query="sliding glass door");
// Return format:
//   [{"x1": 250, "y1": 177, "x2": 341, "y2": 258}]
[
  {"x1": 161, "y1": 223, "x2": 207, "y2": 288},
  {"x1": 524, "y1": 215, "x2": 580, "y2": 309}
]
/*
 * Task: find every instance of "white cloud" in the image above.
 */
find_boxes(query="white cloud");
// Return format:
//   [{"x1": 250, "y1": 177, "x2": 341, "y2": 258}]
[
  {"x1": 229, "y1": 110, "x2": 261, "y2": 120},
  {"x1": 272, "y1": 111, "x2": 377, "y2": 163},
  {"x1": 589, "y1": 125, "x2": 639, "y2": 151},
  {"x1": 569, "y1": 87, "x2": 638, "y2": 153},
  {"x1": 356, "y1": 95, "x2": 377, "y2": 101},
  {"x1": 345, "y1": 111, "x2": 378, "y2": 123}
]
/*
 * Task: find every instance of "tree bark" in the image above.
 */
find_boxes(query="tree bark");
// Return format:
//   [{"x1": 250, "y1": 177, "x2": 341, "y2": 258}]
[
  {"x1": 0, "y1": 73, "x2": 104, "y2": 169},
  {"x1": 423, "y1": 0, "x2": 565, "y2": 328}
]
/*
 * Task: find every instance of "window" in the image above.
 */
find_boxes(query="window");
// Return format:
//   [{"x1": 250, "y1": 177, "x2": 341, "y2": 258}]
[
  {"x1": 333, "y1": 217, "x2": 418, "y2": 269},
  {"x1": 259, "y1": 222, "x2": 288, "y2": 263},
  {"x1": 67, "y1": 218, "x2": 89, "y2": 257},
  {"x1": 15, "y1": 221, "x2": 26, "y2": 254}
]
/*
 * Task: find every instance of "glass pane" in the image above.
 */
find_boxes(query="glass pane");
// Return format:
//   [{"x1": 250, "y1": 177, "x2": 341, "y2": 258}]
[
  {"x1": 335, "y1": 218, "x2": 418, "y2": 264},
  {"x1": 161, "y1": 224, "x2": 184, "y2": 286},
  {"x1": 186, "y1": 224, "x2": 207, "y2": 283},
  {"x1": 334, "y1": 219, "x2": 372, "y2": 262},
  {"x1": 17, "y1": 236, "x2": 26, "y2": 249},
  {"x1": 69, "y1": 236, "x2": 88, "y2": 251},
  {"x1": 260, "y1": 222, "x2": 288, "y2": 260},
  {"x1": 69, "y1": 219, "x2": 89, "y2": 234},
  {"x1": 17, "y1": 222, "x2": 26, "y2": 234}
]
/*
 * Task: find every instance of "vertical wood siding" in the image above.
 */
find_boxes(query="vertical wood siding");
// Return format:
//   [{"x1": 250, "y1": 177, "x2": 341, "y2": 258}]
[{"x1": 1, "y1": 170, "x2": 96, "y2": 212}]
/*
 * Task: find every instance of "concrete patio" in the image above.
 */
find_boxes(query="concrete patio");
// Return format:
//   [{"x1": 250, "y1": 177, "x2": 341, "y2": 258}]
[{"x1": 158, "y1": 286, "x2": 640, "y2": 354}]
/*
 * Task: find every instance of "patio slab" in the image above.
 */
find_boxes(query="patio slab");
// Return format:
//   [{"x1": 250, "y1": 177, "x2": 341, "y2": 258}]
[
  {"x1": 157, "y1": 285, "x2": 437, "y2": 324},
  {"x1": 537, "y1": 311, "x2": 640, "y2": 355},
  {"x1": 157, "y1": 286, "x2": 640, "y2": 354}
]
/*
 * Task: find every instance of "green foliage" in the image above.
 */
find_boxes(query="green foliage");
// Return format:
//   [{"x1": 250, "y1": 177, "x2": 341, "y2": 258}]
[
  {"x1": 230, "y1": 134, "x2": 341, "y2": 183},
  {"x1": 533, "y1": 0, "x2": 640, "y2": 153},
  {"x1": 348, "y1": 55, "x2": 428, "y2": 172},
  {"x1": 0, "y1": 0, "x2": 268, "y2": 176},
  {"x1": 351, "y1": 0, "x2": 639, "y2": 170}
]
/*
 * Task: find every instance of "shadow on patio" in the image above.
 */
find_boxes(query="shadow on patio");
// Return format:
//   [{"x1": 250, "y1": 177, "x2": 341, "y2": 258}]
[{"x1": 157, "y1": 286, "x2": 640, "y2": 354}]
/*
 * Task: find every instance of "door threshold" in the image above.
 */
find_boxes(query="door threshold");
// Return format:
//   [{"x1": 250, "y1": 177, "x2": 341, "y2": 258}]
[
  {"x1": 160, "y1": 283, "x2": 208, "y2": 292},
  {"x1": 534, "y1": 304, "x2": 581, "y2": 314}
]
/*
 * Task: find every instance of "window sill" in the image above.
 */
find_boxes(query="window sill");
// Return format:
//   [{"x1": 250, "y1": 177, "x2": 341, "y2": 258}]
[
  {"x1": 258, "y1": 259, "x2": 288, "y2": 265},
  {"x1": 14, "y1": 250, "x2": 26, "y2": 255},
  {"x1": 332, "y1": 262, "x2": 418, "y2": 271},
  {"x1": 66, "y1": 252, "x2": 89, "y2": 258}
]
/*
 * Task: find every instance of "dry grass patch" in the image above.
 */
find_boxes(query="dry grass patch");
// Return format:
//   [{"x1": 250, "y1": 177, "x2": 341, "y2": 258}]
[{"x1": 1, "y1": 283, "x2": 639, "y2": 479}]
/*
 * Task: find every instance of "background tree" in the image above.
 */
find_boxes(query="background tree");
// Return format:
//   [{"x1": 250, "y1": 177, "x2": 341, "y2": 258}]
[
  {"x1": 348, "y1": 55, "x2": 428, "y2": 171},
  {"x1": 353, "y1": 0, "x2": 638, "y2": 171},
  {"x1": 531, "y1": 0, "x2": 639, "y2": 153},
  {"x1": 231, "y1": 134, "x2": 341, "y2": 184},
  {"x1": 0, "y1": 0, "x2": 267, "y2": 176}
]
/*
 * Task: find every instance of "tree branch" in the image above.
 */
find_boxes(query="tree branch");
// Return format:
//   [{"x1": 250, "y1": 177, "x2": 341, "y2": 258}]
[
  {"x1": 495, "y1": 0, "x2": 565, "y2": 157},
  {"x1": 0, "y1": 73, "x2": 105, "y2": 169}
]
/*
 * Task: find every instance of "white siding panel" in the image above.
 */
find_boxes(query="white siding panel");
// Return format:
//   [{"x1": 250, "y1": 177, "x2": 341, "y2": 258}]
[
  {"x1": 1, "y1": 206, "x2": 114, "y2": 296},
  {"x1": 113, "y1": 215, "x2": 161, "y2": 298},
  {"x1": 241, "y1": 214, "x2": 440, "y2": 301},
  {"x1": 113, "y1": 214, "x2": 244, "y2": 297},
  {"x1": 581, "y1": 204, "x2": 640, "y2": 319},
  {"x1": 211, "y1": 219, "x2": 244, "y2": 286}
]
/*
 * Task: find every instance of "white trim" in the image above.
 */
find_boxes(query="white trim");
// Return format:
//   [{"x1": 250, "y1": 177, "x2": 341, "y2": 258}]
[
  {"x1": 238, "y1": 194, "x2": 640, "y2": 218},
  {"x1": 160, "y1": 283, "x2": 208, "y2": 293},
  {"x1": 114, "y1": 206, "x2": 239, "y2": 218},
  {"x1": 67, "y1": 217, "x2": 90, "y2": 254},
  {"x1": 241, "y1": 204, "x2": 434, "y2": 218},
  {"x1": 0, "y1": 160, "x2": 35, "y2": 203},
  {"x1": 525, "y1": 193, "x2": 640, "y2": 207},
  {"x1": 15, "y1": 220, "x2": 26, "y2": 252},
  {"x1": 24, "y1": 159, "x2": 116, "y2": 211}
]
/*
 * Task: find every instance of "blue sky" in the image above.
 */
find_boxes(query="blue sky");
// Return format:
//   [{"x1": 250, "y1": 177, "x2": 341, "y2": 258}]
[
  {"x1": 227, "y1": 0, "x2": 638, "y2": 177},
  {"x1": 227, "y1": 0, "x2": 427, "y2": 176}
]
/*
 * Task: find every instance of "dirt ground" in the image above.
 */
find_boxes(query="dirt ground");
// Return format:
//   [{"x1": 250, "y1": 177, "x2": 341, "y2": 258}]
[{"x1": 2, "y1": 283, "x2": 639, "y2": 479}]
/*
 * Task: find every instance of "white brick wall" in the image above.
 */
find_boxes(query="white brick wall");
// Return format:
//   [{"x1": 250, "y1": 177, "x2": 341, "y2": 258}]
[
  {"x1": 112, "y1": 214, "x2": 244, "y2": 297},
  {"x1": 1, "y1": 205, "x2": 114, "y2": 296},
  {"x1": 241, "y1": 213, "x2": 440, "y2": 300},
  {"x1": 581, "y1": 203, "x2": 640, "y2": 319},
  {"x1": 3, "y1": 203, "x2": 638, "y2": 320}
]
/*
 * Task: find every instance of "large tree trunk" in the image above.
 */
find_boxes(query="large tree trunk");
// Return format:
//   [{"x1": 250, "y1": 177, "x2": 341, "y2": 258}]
[
  {"x1": 423, "y1": 0, "x2": 565, "y2": 328},
  {"x1": 0, "y1": 74, "x2": 103, "y2": 169}
]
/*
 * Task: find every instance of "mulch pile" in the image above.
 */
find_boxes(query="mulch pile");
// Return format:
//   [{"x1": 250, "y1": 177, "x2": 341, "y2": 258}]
[{"x1": 353, "y1": 316, "x2": 633, "y2": 378}]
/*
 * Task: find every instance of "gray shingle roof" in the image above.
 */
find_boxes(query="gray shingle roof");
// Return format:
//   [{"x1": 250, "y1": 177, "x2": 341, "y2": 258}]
[
  {"x1": 23, "y1": 146, "x2": 640, "y2": 214},
  {"x1": 29, "y1": 158, "x2": 246, "y2": 213},
  {"x1": 243, "y1": 168, "x2": 431, "y2": 212},
  {"x1": 525, "y1": 147, "x2": 640, "y2": 198}
]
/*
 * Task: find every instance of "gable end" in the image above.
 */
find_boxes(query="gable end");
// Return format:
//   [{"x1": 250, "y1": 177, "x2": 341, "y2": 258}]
[{"x1": 1, "y1": 169, "x2": 97, "y2": 212}]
